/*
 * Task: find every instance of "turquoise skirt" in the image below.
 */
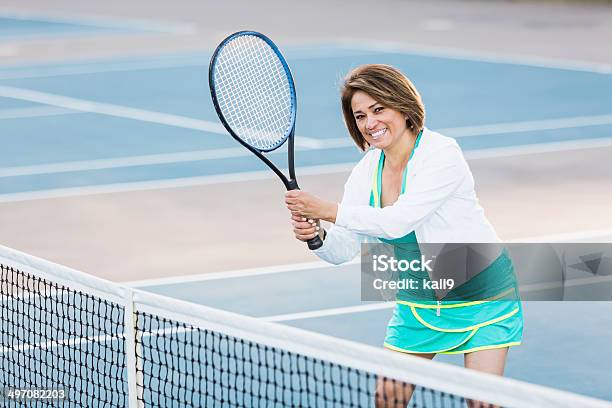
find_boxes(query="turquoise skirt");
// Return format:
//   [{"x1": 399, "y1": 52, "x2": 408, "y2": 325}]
[
  {"x1": 384, "y1": 250, "x2": 523, "y2": 355},
  {"x1": 384, "y1": 299, "x2": 523, "y2": 354}
]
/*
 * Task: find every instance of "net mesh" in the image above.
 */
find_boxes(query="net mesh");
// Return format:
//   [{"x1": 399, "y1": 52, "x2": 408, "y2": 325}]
[
  {"x1": 0, "y1": 264, "x2": 127, "y2": 406},
  {"x1": 211, "y1": 34, "x2": 294, "y2": 152},
  {"x1": 134, "y1": 311, "x2": 467, "y2": 408},
  {"x1": 1, "y1": 246, "x2": 608, "y2": 408}
]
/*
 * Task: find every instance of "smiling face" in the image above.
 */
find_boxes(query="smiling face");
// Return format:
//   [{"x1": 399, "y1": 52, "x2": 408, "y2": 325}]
[{"x1": 350, "y1": 90, "x2": 411, "y2": 150}]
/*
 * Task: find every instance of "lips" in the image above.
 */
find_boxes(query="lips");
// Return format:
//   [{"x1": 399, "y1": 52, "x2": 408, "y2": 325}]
[{"x1": 369, "y1": 128, "x2": 387, "y2": 140}]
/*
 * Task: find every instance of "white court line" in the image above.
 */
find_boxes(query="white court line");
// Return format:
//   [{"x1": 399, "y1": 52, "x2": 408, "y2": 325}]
[
  {"x1": 0, "y1": 162, "x2": 357, "y2": 203},
  {"x1": 0, "y1": 147, "x2": 248, "y2": 178},
  {"x1": 0, "y1": 40, "x2": 609, "y2": 81},
  {"x1": 0, "y1": 85, "x2": 226, "y2": 133},
  {"x1": 2, "y1": 83, "x2": 610, "y2": 144},
  {"x1": 0, "y1": 85, "x2": 321, "y2": 148},
  {"x1": 262, "y1": 274, "x2": 612, "y2": 322},
  {"x1": 2, "y1": 137, "x2": 612, "y2": 199},
  {"x1": 441, "y1": 115, "x2": 612, "y2": 138},
  {"x1": 0, "y1": 329, "x2": 123, "y2": 355},
  {"x1": 303, "y1": 115, "x2": 612, "y2": 149},
  {"x1": 0, "y1": 105, "x2": 78, "y2": 120},
  {"x1": 126, "y1": 259, "x2": 360, "y2": 288},
  {"x1": 0, "y1": 48, "x2": 371, "y2": 81},
  {"x1": 0, "y1": 44, "x2": 18, "y2": 57},
  {"x1": 508, "y1": 228, "x2": 612, "y2": 243},
  {"x1": 0, "y1": 143, "x2": 342, "y2": 177},
  {"x1": 463, "y1": 137, "x2": 612, "y2": 160},
  {"x1": 564, "y1": 275, "x2": 612, "y2": 288},
  {"x1": 2, "y1": 134, "x2": 611, "y2": 179},
  {"x1": 0, "y1": 58, "x2": 209, "y2": 81},
  {"x1": 125, "y1": 229, "x2": 612, "y2": 288},
  {"x1": 337, "y1": 40, "x2": 612, "y2": 74},
  {"x1": 262, "y1": 303, "x2": 394, "y2": 323}
]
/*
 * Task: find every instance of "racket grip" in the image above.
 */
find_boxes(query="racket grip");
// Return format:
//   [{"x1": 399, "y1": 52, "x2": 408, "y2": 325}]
[
  {"x1": 287, "y1": 179, "x2": 323, "y2": 251},
  {"x1": 307, "y1": 235, "x2": 324, "y2": 250}
]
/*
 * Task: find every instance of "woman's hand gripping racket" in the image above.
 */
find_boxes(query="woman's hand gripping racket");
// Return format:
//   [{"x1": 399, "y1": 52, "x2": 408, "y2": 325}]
[{"x1": 209, "y1": 31, "x2": 323, "y2": 250}]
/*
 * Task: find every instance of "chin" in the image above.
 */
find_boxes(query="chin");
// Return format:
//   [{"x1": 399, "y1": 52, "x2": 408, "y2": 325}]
[{"x1": 369, "y1": 138, "x2": 388, "y2": 149}]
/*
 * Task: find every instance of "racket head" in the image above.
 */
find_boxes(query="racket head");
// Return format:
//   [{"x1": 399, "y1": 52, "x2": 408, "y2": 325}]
[{"x1": 209, "y1": 31, "x2": 297, "y2": 153}]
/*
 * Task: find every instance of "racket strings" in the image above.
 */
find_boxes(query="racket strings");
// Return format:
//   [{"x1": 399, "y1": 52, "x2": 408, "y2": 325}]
[
  {"x1": 213, "y1": 35, "x2": 294, "y2": 151},
  {"x1": 220, "y1": 40, "x2": 291, "y2": 146},
  {"x1": 216, "y1": 40, "x2": 275, "y2": 119}
]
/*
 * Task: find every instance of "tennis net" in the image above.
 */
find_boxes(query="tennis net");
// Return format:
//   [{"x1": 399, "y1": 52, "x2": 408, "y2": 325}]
[{"x1": 1, "y1": 244, "x2": 610, "y2": 407}]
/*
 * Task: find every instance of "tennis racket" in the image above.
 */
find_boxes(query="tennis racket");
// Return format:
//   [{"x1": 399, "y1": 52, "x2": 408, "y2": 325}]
[{"x1": 209, "y1": 31, "x2": 323, "y2": 250}]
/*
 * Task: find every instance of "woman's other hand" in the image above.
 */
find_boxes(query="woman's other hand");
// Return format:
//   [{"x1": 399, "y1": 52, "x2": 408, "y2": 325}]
[
  {"x1": 290, "y1": 214, "x2": 323, "y2": 242},
  {"x1": 284, "y1": 190, "x2": 338, "y2": 222}
]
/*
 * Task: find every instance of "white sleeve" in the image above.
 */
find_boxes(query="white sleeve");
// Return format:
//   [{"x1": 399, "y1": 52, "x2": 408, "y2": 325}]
[
  {"x1": 312, "y1": 158, "x2": 370, "y2": 265},
  {"x1": 311, "y1": 225, "x2": 362, "y2": 265},
  {"x1": 335, "y1": 144, "x2": 468, "y2": 239}
]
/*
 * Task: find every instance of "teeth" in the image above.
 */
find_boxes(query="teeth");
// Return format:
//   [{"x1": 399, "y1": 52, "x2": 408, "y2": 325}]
[{"x1": 370, "y1": 128, "x2": 386, "y2": 139}]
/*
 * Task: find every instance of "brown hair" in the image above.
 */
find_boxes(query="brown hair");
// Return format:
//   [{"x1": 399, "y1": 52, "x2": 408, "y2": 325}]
[{"x1": 340, "y1": 64, "x2": 425, "y2": 151}]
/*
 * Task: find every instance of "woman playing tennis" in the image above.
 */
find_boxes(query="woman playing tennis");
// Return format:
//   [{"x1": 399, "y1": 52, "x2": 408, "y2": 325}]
[{"x1": 284, "y1": 64, "x2": 523, "y2": 407}]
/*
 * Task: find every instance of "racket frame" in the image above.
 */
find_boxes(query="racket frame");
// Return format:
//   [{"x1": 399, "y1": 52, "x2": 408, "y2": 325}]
[
  {"x1": 209, "y1": 31, "x2": 323, "y2": 249},
  {"x1": 209, "y1": 30, "x2": 298, "y2": 190}
]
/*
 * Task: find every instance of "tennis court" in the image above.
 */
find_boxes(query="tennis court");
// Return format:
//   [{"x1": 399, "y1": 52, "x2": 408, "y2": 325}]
[
  {"x1": 2, "y1": 244, "x2": 611, "y2": 406},
  {"x1": 1, "y1": 1, "x2": 611, "y2": 406}
]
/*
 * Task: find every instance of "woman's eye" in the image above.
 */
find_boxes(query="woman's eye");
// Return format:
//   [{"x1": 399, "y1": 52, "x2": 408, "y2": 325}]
[
  {"x1": 355, "y1": 115, "x2": 364, "y2": 121},
  {"x1": 374, "y1": 107, "x2": 384, "y2": 113}
]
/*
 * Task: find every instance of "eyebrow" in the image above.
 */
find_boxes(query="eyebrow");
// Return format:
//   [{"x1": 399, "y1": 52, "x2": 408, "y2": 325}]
[{"x1": 353, "y1": 102, "x2": 381, "y2": 115}]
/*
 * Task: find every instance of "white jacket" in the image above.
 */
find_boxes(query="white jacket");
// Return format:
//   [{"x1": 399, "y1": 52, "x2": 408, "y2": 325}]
[{"x1": 314, "y1": 128, "x2": 500, "y2": 265}]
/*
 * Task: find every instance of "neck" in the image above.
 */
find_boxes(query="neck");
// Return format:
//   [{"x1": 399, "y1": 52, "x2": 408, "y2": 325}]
[{"x1": 383, "y1": 129, "x2": 417, "y2": 169}]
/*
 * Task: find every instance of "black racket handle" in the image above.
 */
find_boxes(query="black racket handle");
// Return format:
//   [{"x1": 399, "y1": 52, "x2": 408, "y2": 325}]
[
  {"x1": 307, "y1": 235, "x2": 324, "y2": 250},
  {"x1": 287, "y1": 180, "x2": 324, "y2": 250}
]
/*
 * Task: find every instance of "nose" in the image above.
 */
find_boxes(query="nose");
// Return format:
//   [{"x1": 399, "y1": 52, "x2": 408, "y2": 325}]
[{"x1": 366, "y1": 115, "x2": 378, "y2": 130}]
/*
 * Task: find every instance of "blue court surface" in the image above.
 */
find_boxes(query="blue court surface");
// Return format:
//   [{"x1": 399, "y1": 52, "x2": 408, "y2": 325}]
[{"x1": 1, "y1": 45, "x2": 612, "y2": 201}]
